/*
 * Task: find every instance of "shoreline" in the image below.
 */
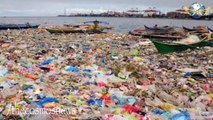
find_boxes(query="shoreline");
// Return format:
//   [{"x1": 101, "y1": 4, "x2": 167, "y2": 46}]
[
  {"x1": 0, "y1": 16, "x2": 212, "y2": 21},
  {"x1": 57, "y1": 15, "x2": 213, "y2": 21}
]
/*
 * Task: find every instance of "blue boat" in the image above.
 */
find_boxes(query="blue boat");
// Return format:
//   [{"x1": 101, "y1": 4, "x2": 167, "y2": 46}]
[{"x1": 0, "y1": 23, "x2": 40, "y2": 30}]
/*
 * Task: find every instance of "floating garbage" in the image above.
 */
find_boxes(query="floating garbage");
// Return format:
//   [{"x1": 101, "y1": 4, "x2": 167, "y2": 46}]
[{"x1": 0, "y1": 29, "x2": 211, "y2": 119}]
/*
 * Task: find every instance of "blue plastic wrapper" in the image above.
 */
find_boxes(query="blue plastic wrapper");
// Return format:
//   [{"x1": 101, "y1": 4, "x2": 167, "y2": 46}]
[
  {"x1": 152, "y1": 109, "x2": 164, "y2": 115},
  {"x1": 34, "y1": 97, "x2": 59, "y2": 107},
  {"x1": 87, "y1": 99, "x2": 96, "y2": 105},
  {"x1": 83, "y1": 69, "x2": 92, "y2": 73},
  {"x1": 65, "y1": 66, "x2": 80, "y2": 73},
  {"x1": 40, "y1": 59, "x2": 53, "y2": 66},
  {"x1": 161, "y1": 112, "x2": 172, "y2": 118},
  {"x1": 86, "y1": 99, "x2": 103, "y2": 107},
  {"x1": 96, "y1": 99, "x2": 103, "y2": 107},
  {"x1": 184, "y1": 72, "x2": 191, "y2": 78},
  {"x1": 170, "y1": 110, "x2": 190, "y2": 120}
]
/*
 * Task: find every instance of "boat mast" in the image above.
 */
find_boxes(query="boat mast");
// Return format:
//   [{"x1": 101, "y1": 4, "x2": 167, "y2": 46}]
[{"x1": 64, "y1": 8, "x2": 67, "y2": 15}]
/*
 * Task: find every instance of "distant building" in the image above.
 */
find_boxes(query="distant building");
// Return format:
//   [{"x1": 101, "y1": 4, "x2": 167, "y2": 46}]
[
  {"x1": 143, "y1": 8, "x2": 161, "y2": 17},
  {"x1": 167, "y1": 9, "x2": 190, "y2": 19},
  {"x1": 102, "y1": 10, "x2": 131, "y2": 17},
  {"x1": 126, "y1": 8, "x2": 144, "y2": 16}
]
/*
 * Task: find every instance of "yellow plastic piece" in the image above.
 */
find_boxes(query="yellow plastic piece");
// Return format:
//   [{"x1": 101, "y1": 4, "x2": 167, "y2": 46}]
[{"x1": 160, "y1": 103, "x2": 176, "y2": 111}]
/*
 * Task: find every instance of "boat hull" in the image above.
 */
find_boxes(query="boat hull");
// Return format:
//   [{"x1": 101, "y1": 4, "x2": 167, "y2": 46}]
[
  {"x1": 182, "y1": 26, "x2": 195, "y2": 31},
  {"x1": 183, "y1": 26, "x2": 209, "y2": 33},
  {"x1": 0, "y1": 24, "x2": 39, "y2": 30},
  {"x1": 46, "y1": 28, "x2": 104, "y2": 34},
  {"x1": 151, "y1": 38, "x2": 213, "y2": 54},
  {"x1": 208, "y1": 27, "x2": 213, "y2": 32}
]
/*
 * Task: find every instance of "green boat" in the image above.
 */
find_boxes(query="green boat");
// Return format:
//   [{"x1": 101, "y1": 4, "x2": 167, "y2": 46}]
[{"x1": 151, "y1": 37, "x2": 213, "y2": 54}]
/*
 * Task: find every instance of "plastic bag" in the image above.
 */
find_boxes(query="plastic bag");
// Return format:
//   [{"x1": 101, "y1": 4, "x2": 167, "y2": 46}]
[
  {"x1": 65, "y1": 66, "x2": 80, "y2": 73},
  {"x1": 169, "y1": 110, "x2": 190, "y2": 120},
  {"x1": 34, "y1": 97, "x2": 59, "y2": 107},
  {"x1": 0, "y1": 67, "x2": 8, "y2": 77},
  {"x1": 111, "y1": 94, "x2": 136, "y2": 106},
  {"x1": 40, "y1": 59, "x2": 53, "y2": 66}
]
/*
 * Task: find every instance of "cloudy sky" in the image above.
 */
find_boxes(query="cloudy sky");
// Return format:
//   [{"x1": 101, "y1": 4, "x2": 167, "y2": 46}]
[{"x1": 0, "y1": 0, "x2": 212, "y2": 16}]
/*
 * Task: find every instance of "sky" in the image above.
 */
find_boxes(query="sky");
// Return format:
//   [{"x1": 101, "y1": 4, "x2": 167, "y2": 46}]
[{"x1": 0, "y1": 0, "x2": 212, "y2": 16}]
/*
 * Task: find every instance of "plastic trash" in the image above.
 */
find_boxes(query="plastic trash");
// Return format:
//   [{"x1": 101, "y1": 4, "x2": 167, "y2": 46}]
[
  {"x1": 169, "y1": 110, "x2": 190, "y2": 120},
  {"x1": 133, "y1": 57, "x2": 142, "y2": 62},
  {"x1": 97, "y1": 99, "x2": 103, "y2": 107},
  {"x1": 184, "y1": 72, "x2": 191, "y2": 78},
  {"x1": 102, "y1": 114, "x2": 127, "y2": 120},
  {"x1": 0, "y1": 27, "x2": 212, "y2": 119},
  {"x1": 202, "y1": 84, "x2": 210, "y2": 92},
  {"x1": 83, "y1": 69, "x2": 92, "y2": 73},
  {"x1": 0, "y1": 85, "x2": 19, "y2": 98},
  {"x1": 130, "y1": 49, "x2": 139, "y2": 56},
  {"x1": 111, "y1": 52, "x2": 119, "y2": 59},
  {"x1": 76, "y1": 99, "x2": 84, "y2": 106},
  {"x1": 111, "y1": 94, "x2": 136, "y2": 106},
  {"x1": 23, "y1": 74, "x2": 38, "y2": 80},
  {"x1": 117, "y1": 72, "x2": 126, "y2": 79},
  {"x1": 22, "y1": 84, "x2": 33, "y2": 90},
  {"x1": 0, "y1": 67, "x2": 8, "y2": 77},
  {"x1": 34, "y1": 97, "x2": 59, "y2": 107},
  {"x1": 123, "y1": 114, "x2": 138, "y2": 120},
  {"x1": 122, "y1": 104, "x2": 140, "y2": 113},
  {"x1": 40, "y1": 59, "x2": 53, "y2": 66},
  {"x1": 65, "y1": 66, "x2": 80, "y2": 72},
  {"x1": 44, "y1": 102, "x2": 60, "y2": 108},
  {"x1": 152, "y1": 109, "x2": 164, "y2": 115},
  {"x1": 160, "y1": 103, "x2": 176, "y2": 111},
  {"x1": 87, "y1": 99, "x2": 96, "y2": 105}
]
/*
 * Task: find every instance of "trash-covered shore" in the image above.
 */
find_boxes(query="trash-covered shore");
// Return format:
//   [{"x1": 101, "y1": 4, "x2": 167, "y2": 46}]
[{"x1": 0, "y1": 29, "x2": 212, "y2": 120}]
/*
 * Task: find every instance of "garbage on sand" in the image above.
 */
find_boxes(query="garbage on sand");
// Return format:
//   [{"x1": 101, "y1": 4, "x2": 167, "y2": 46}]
[{"x1": 0, "y1": 29, "x2": 212, "y2": 119}]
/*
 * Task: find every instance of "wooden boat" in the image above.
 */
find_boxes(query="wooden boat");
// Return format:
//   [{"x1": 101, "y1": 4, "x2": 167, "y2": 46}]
[
  {"x1": 144, "y1": 25, "x2": 174, "y2": 35},
  {"x1": 0, "y1": 23, "x2": 39, "y2": 30},
  {"x1": 151, "y1": 37, "x2": 213, "y2": 54},
  {"x1": 64, "y1": 24, "x2": 113, "y2": 30},
  {"x1": 64, "y1": 24, "x2": 81, "y2": 27},
  {"x1": 182, "y1": 26, "x2": 196, "y2": 31},
  {"x1": 207, "y1": 27, "x2": 213, "y2": 32},
  {"x1": 46, "y1": 27, "x2": 104, "y2": 34},
  {"x1": 144, "y1": 25, "x2": 173, "y2": 31},
  {"x1": 47, "y1": 20, "x2": 112, "y2": 34},
  {"x1": 182, "y1": 26, "x2": 209, "y2": 33},
  {"x1": 142, "y1": 34, "x2": 184, "y2": 40},
  {"x1": 129, "y1": 28, "x2": 147, "y2": 36}
]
